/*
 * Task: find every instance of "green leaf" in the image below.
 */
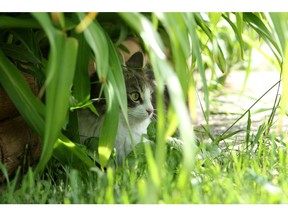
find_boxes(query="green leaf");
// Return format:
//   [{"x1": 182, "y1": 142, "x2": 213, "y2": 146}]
[
  {"x1": 0, "y1": 42, "x2": 41, "y2": 64},
  {"x1": 53, "y1": 135, "x2": 95, "y2": 170},
  {"x1": 269, "y1": 13, "x2": 288, "y2": 130},
  {"x1": 243, "y1": 12, "x2": 282, "y2": 65},
  {"x1": 106, "y1": 36, "x2": 128, "y2": 123},
  {"x1": 98, "y1": 82, "x2": 119, "y2": 167},
  {"x1": 0, "y1": 15, "x2": 40, "y2": 29},
  {"x1": 185, "y1": 13, "x2": 210, "y2": 121},
  {"x1": 97, "y1": 37, "x2": 127, "y2": 167},
  {"x1": 33, "y1": 13, "x2": 79, "y2": 172},
  {"x1": 269, "y1": 13, "x2": 288, "y2": 56},
  {"x1": 77, "y1": 13, "x2": 127, "y2": 167},
  {"x1": 71, "y1": 31, "x2": 90, "y2": 103},
  {"x1": 119, "y1": 12, "x2": 197, "y2": 172},
  {"x1": 157, "y1": 13, "x2": 190, "y2": 96},
  {"x1": 38, "y1": 35, "x2": 78, "y2": 172},
  {"x1": 0, "y1": 49, "x2": 45, "y2": 137},
  {"x1": 77, "y1": 13, "x2": 109, "y2": 80},
  {"x1": 222, "y1": 13, "x2": 245, "y2": 59},
  {"x1": 195, "y1": 13, "x2": 227, "y2": 73},
  {"x1": 209, "y1": 12, "x2": 222, "y2": 29},
  {"x1": 10, "y1": 29, "x2": 42, "y2": 64}
]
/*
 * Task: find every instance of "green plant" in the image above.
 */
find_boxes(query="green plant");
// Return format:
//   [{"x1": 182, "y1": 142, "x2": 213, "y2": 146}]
[{"x1": 0, "y1": 12, "x2": 287, "y2": 203}]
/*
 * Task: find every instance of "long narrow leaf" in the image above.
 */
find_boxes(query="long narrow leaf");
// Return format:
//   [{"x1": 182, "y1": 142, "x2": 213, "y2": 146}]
[
  {"x1": 37, "y1": 34, "x2": 78, "y2": 172},
  {"x1": 33, "y1": 13, "x2": 79, "y2": 172},
  {"x1": 222, "y1": 14, "x2": 245, "y2": 59},
  {"x1": 71, "y1": 31, "x2": 90, "y2": 103},
  {"x1": 0, "y1": 49, "x2": 45, "y2": 137},
  {"x1": 0, "y1": 15, "x2": 40, "y2": 29},
  {"x1": 119, "y1": 12, "x2": 197, "y2": 171},
  {"x1": 53, "y1": 135, "x2": 96, "y2": 170},
  {"x1": 77, "y1": 13, "x2": 109, "y2": 80},
  {"x1": 184, "y1": 13, "x2": 210, "y2": 122},
  {"x1": 243, "y1": 12, "x2": 282, "y2": 65}
]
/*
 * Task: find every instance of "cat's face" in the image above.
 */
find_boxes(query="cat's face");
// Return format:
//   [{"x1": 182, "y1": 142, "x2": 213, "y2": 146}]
[{"x1": 123, "y1": 52, "x2": 155, "y2": 123}]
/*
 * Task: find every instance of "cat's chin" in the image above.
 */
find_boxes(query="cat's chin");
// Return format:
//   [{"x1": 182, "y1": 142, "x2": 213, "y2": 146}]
[{"x1": 128, "y1": 115, "x2": 151, "y2": 123}]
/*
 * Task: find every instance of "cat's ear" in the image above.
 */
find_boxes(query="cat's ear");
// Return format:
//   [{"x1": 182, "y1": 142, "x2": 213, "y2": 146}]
[{"x1": 126, "y1": 51, "x2": 144, "y2": 69}]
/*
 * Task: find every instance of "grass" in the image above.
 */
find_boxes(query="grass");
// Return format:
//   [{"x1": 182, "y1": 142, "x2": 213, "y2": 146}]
[
  {"x1": 1, "y1": 12, "x2": 288, "y2": 204},
  {"x1": 1, "y1": 108, "x2": 287, "y2": 204}
]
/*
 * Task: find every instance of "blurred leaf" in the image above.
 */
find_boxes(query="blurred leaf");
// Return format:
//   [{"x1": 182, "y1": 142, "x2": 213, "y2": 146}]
[
  {"x1": 97, "y1": 36, "x2": 127, "y2": 167},
  {"x1": 40, "y1": 35, "x2": 78, "y2": 172},
  {"x1": 236, "y1": 13, "x2": 244, "y2": 34},
  {"x1": 106, "y1": 36, "x2": 128, "y2": 123},
  {"x1": 195, "y1": 13, "x2": 227, "y2": 73},
  {"x1": 279, "y1": 43, "x2": 288, "y2": 128},
  {"x1": 184, "y1": 13, "x2": 210, "y2": 121},
  {"x1": 53, "y1": 135, "x2": 95, "y2": 170},
  {"x1": 0, "y1": 49, "x2": 45, "y2": 137},
  {"x1": 98, "y1": 83, "x2": 119, "y2": 167},
  {"x1": 11, "y1": 29, "x2": 42, "y2": 62},
  {"x1": 33, "y1": 13, "x2": 79, "y2": 172},
  {"x1": 269, "y1": 13, "x2": 288, "y2": 130},
  {"x1": 157, "y1": 12, "x2": 190, "y2": 95},
  {"x1": 269, "y1": 13, "x2": 288, "y2": 56},
  {"x1": 0, "y1": 42, "x2": 41, "y2": 64},
  {"x1": 222, "y1": 13, "x2": 245, "y2": 59},
  {"x1": 0, "y1": 15, "x2": 40, "y2": 29},
  {"x1": 243, "y1": 12, "x2": 282, "y2": 65},
  {"x1": 245, "y1": 110, "x2": 252, "y2": 146},
  {"x1": 77, "y1": 13, "x2": 109, "y2": 80},
  {"x1": 71, "y1": 31, "x2": 90, "y2": 103},
  {"x1": 78, "y1": 12, "x2": 127, "y2": 167},
  {"x1": 51, "y1": 13, "x2": 65, "y2": 30},
  {"x1": 119, "y1": 12, "x2": 197, "y2": 173},
  {"x1": 209, "y1": 12, "x2": 222, "y2": 29}
]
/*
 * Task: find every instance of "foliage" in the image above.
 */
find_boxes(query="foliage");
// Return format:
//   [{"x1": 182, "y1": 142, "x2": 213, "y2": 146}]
[
  {"x1": 1, "y1": 126, "x2": 287, "y2": 203},
  {"x1": 0, "y1": 12, "x2": 288, "y2": 203}
]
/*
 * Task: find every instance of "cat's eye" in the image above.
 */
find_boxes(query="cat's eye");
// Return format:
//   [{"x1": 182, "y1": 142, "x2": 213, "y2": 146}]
[{"x1": 129, "y1": 92, "x2": 141, "y2": 102}]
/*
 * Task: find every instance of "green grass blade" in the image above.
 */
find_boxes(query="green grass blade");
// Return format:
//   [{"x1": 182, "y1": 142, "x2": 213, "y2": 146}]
[
  {"x1": 0, "y1": 42, "x2": 41, "y2": 64},
  {"x1": 33, "y1": 13, "x2": 80, "y2": 172},
  {"x1": 0, "y1": 14, "x2": 40, "y2": 29},
  {"x1": 10, "y1": 29, "x2": 42, "y2": 64},
  {"x1": 245, "y1": 110, "x2": 252, "y2": 146},
  {"x1": 222, "y1": 14, "x2": 245, "y2": 59},
  {"x1": 269, "y1": 13, "x2": 288, "y2": 129},
  {"x1": 119, "y1": 12, "x2": 197, "y2": 172},
  {"x1": 98, "y1": 82, "x2": 119, "y2": 167},
  {"x1": 279, "y1": 44, "x2": 288, "y2": 127},
  {"x1": 97, "y1": 38, "x2": 126, "y2": 167},
  {"x1": 53, "y1": 135, "x2": 95, "y2": 169},
  {"x1": 269, "y1": 13, "x2": 288, "y2": 54},
  {"x1": 0, "y1": 49, "x2": 45, "y2": 137},
  {"x1": 71, "y1": 31, "x2": 90, "y2": 103},
  {"x1": 77, "y1": 13, "x2": 109, "y2": 80},
  {"x1": 184, "y1": 13, "x2": 210, "y2": 121},
  {"x1": 209, "y1": 12, "x2": 222, "y2": 29},
  {"x1": 157, "y1": 13, "x2": 190, "y2": 96},
  {"x1": 77, "y1": 13, "x2": 126, "y2": 167},
  {"x1": 195, "y1": 13, "x2": 227, "y2": 73},
  {"x1": 155, "y1": 12, "x2": 192, "y2": 166},
  {"x1": 106, "y1": 36, "x2": 128, "y2": 123},
  {"x1": 36, "y1": 35, "x2": 78, "y2": 172},
  {"x1": 243, "y1": 12, "x2": 282, "y2": 65}
]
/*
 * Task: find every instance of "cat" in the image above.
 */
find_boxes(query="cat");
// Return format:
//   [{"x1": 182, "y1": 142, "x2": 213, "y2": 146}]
[{"x1": 77, "y1": 51, "x2": 155, "y2": 164}]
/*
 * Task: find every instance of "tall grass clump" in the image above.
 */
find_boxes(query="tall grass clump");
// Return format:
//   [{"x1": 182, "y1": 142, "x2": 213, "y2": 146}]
[{"x1": 0, "y1": 12, "x2": 287, "y2": 203}]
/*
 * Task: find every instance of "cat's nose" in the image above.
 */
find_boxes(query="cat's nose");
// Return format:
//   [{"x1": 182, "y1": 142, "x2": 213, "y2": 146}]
[{"x1": 146, "y1": 108, "x2": 154, "y2": 116}]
